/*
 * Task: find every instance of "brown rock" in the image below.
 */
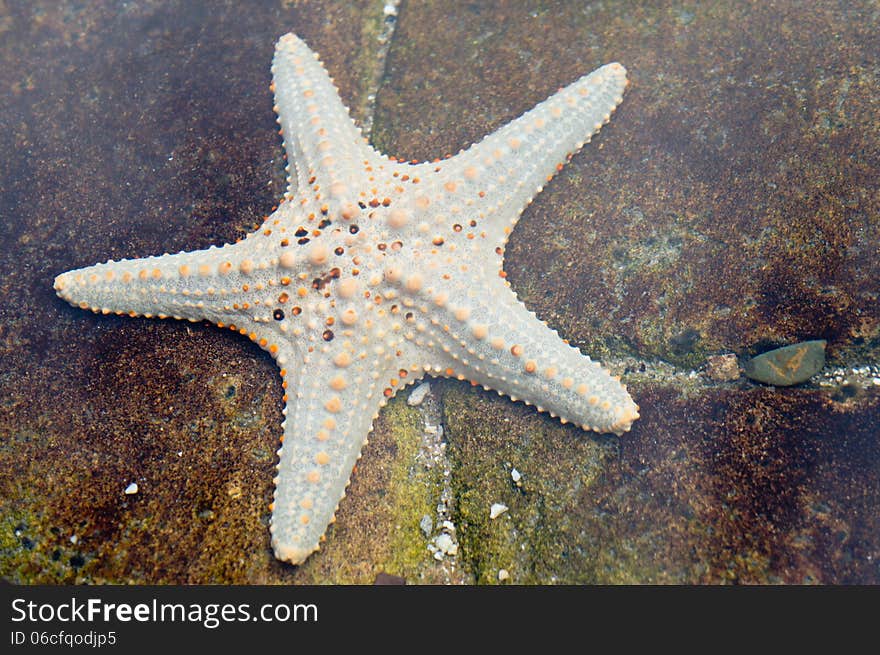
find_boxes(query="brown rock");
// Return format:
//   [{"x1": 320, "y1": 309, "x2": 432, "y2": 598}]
[{"x1": 706, "y1": 354, "x2": 741, "y2": 382}]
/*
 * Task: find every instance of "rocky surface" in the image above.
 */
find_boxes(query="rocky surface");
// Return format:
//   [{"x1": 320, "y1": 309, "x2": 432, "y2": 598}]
[{"x1": 1, "y1": 0, "x2": 877, "y2": 583}]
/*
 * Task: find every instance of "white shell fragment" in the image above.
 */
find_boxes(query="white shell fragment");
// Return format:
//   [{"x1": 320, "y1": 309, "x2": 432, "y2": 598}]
[
  {"x1": 419, "y1": 514, "x2": 433, "y2": 537},
  {"x1": 434, "y1": 533, "x2": 458, "y2": 558},
  {"x1": 407, "y1": 381, "x2": 431, "y2": 406},
  {"x1": 490, "y1": 503, "x2": 509, "y2": 519}
]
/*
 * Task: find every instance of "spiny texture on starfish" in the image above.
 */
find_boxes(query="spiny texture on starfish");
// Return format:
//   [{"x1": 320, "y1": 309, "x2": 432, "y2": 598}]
[{"x1": 54, "y1": 32, "x2": 637, "y2": 565}]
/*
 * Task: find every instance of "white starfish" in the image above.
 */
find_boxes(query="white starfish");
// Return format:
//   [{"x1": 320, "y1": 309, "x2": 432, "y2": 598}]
[{"x1": 54, "y1": 33, "x2": 638, "y2": 565}]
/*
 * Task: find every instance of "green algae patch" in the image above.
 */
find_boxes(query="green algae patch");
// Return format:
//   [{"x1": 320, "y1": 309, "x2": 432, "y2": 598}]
[
  {"x1": 443, "y1": 384, "x2": 625, "y2": 584},
  {"x1": 383, "y1": 395, "x2": 445, "y2": 577},
  {"x1": 0, "y1": 507, "x2": 84, "y2": 584}
]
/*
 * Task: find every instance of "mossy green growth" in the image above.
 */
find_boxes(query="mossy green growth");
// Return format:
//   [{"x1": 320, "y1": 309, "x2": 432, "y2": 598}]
[
  {"x1": 0, "y1": 507, "x2": 77, "y2": 584},
  {"x1": 443, "y1": 383, "x2": 713, "y2": 583},
  {"x1": 381, "y1": 394, "x2": 445, "y2": 577},
  {"x1": 443, "y1": 384, "x2": 626, "y2": 584},
  {"x1": 0, "y1": 512, "x2": 31, "y2": 581}
]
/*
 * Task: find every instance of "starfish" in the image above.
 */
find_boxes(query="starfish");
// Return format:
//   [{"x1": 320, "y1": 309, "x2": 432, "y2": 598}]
[{"x1": 54, "y1": 32, "x2": 638, "y2": 565}]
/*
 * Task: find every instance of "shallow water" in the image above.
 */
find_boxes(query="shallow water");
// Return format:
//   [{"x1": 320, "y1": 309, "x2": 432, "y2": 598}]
[{"x1": 1, "y1": 0, "x2": 877, "y2": 584}]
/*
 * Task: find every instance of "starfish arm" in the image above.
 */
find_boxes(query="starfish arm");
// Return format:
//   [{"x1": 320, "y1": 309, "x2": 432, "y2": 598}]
[
  {"x1": 54, "y1": 243, "x2": 244, "y2": 324},
  {"x1": 423, "y1": 63, "x2": 628, "y2": 250},
  {"x1": 53, "y1": 236, "x2": 297, "y2": 330},
  {"x1": 268, "y1": 338, "x2": 424, "y2": 564},
  {"x1": 272, "y1": 33, "x2": 377, "y2": 217},
  {"x1": 404, "y1": 276, "x2": 639, "y2": 435}
]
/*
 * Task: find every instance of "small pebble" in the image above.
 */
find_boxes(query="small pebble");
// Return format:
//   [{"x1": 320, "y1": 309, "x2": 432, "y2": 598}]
[
  {"x1": 498, "y1": 569, "x2": 510, "y2": 582},
  {"x1": 705, "y1": 353, "x2": 740, "y2": 382},
  {"x1": 490, "y1": 503, "x2": 509, "y2": 519},
  {"x1": 434, "y1": 533, "x2": 458, "y2": 557},
  {"x1": 511, "y1": 468, "x2": 522, "y2": 484},
  {"x1": 407, "y1": 381, "x2": 431, "y2": 406},
  {"x1": 419, "y1": 514, "x2": 433, "y2": 537},
  {"x1": 744, "y1": 340, "x2": 826, "y2": 386},
  {"x1": 124, "y1": 482, "x2": 138, "y2": 495}
]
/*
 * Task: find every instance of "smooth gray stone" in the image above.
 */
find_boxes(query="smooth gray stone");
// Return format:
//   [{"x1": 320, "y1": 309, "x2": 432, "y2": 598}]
[{"x1": 744, "y1": 340, "x2": 827, "y2": 386}]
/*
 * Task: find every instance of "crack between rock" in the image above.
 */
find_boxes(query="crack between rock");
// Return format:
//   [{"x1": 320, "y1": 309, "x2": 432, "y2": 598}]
[
  {"x1": 361, "y1": 0, "x2": 401, "y2": 139},
  {"x1": 606, "y1": 354, "x2": 880, "y2": 393},
  {"x1": 409, "y1": 380, "x2": 473, "y2": 583}
]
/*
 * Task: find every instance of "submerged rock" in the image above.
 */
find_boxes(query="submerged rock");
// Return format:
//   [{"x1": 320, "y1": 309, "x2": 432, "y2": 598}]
[
  {"x1": 706, "y1": 353, "x2": 741, "y2": 382},
  {"x1": 744, "y1": 340, "x2": 827, "y2": 386}
]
